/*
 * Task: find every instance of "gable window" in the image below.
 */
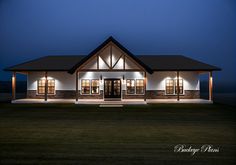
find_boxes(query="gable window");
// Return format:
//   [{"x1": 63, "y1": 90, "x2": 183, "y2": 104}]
[
  {"x1": 91, "y1": 79, "x2": 99, "y2": 94},
  {"x1": 37, "y1": 79, "x2": 55, "y2": 95},
  {"x1": 126, "y1": 79, "x2": 135, "y2": 94},
  {"x1": 136, "y1": 79, "x2": 144, "y2": 94},
  {"x1": 81, "y1": 79, "x2": 90, "y2": 94},
  {"x1": 165, "y1": 78, "x2": 183, "y2": 95}
]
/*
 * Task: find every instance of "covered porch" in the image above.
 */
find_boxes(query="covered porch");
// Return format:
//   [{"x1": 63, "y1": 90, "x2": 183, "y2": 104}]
[
  {"x1": 11, "y1": 98, "x2": 212, "y2": 104},
  {"x1": 9, "y1": 70, "x2": 215, "y2": 103}
]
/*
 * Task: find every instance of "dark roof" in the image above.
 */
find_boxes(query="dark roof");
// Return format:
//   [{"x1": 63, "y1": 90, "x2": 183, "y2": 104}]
[
  {"x1": 4, "y1": 55, "x2": 221, "y2": 72},
  {"x1": 4, "y1": 56, "x2": 85, "y2": 71},
  {"x1": 68, "y1": 36, "x2": 153, "y2": 74},
  {"x1": 137, "y1": 55, "x2": 221, "y2": 71},
  {"x1": 4, "y1": 36, "x2": 221, "y2": 73}
]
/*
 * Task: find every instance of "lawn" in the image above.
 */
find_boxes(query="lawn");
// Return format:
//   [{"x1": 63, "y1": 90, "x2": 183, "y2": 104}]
[{"x1": 0, "y1": 103, "x2": 235, "y2": 165}]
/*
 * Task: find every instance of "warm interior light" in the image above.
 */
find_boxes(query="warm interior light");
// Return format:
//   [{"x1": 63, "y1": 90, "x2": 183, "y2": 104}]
[{"x1": 131, "y1": 81, "x2": 135, "y2": 87}]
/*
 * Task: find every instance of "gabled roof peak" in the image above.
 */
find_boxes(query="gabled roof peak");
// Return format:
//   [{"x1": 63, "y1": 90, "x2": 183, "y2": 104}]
[{"x1": 68, "y1": 36, "x2": 153, "y2": 74}]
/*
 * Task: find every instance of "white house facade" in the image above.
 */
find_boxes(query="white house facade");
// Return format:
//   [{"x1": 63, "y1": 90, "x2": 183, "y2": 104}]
[{"x1": 4, "y1": 36, "x2": 220, "y2": 102}]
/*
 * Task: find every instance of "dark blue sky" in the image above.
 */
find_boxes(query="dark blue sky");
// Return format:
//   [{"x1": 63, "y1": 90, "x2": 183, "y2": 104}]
[{"x1": 0, "y1": 0, "x2": 235, "y2": 83}]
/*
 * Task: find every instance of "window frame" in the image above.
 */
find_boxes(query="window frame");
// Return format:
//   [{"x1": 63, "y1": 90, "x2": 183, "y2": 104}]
[
  {"x1": 126, "y1": 79, "x2": 145, "y2": 95},
  {"x1": 135, "y1": 79, "x2": 144, "y2": 95},
  {"x1": 175, "y1": 78, "x2": 184, "y2": 95},
  {"x1": 91, "y1": 79, "x2": 100, "y2": 95},
  {"x1": 126, "y1": 79, "x2": 136, "y2": 95},
  {"x1": 81, "y1": 79, "x2": 100, "y2": 95},
  {"x1": 37, "y1": 79, "x2": 55, "y2": 95},
  {"x1": 165, "y1": 78, "x2": 184, "y2": 95},
  {"x1": 81, "y1": 79, "x2": 91, "y2": 95},
  {"x1": 165, "y1": 79, "x2": 175, "y2": 95}
]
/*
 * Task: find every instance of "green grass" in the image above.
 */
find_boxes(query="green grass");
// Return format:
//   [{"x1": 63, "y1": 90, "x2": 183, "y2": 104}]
[{"x1": 0, "y1": 103, "x2": 235, "y2": 164}]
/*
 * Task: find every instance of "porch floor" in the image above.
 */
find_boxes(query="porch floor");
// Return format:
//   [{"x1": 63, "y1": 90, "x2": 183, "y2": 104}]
[{"x1": 11, "y1": 99, "x2": 212, "y2": 104}]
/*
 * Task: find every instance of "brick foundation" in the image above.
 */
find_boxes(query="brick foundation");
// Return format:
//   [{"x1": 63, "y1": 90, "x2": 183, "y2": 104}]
[
  {"x1": 122, "y1": 90, "x2": 145, "y2": 99},
  {"x1": 27, "y1": 90, "x2": 76, "y2": 99},
  {"x1": 78, "y1": 90, "x2": 103, "y2": 99},
  {"x1": 146, "y1": 90, "x2": 200, "y2": 99},
  {"x1": 27, "y1": 90, "x2": 200, "y2": 99}
]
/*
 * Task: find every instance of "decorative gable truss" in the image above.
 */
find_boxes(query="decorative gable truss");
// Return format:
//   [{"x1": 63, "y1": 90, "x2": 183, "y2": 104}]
[{"x1": 79, "y1": 43, "x2": 143, "y2": 71}]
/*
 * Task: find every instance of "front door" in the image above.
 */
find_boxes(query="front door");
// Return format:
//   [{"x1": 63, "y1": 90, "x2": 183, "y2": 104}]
[{"x1": 104, "y1": 79, "x2": 121, "y2": 99}]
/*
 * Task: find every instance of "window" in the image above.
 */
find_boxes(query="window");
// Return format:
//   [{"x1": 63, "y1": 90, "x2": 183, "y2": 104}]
[
  {"x1": 136, "y1": 79, "x2": 144, "y2": 94},
  {"x1": 165, "y1": 78, "x2": 183, "y2": 95},
  {"x1": 81, "y1": 79, "x2": 90, "y2": 94},
  {"x1": 126, "y1": 79, "x2": 135, "y2": 94},
  {"x1": 175, "y1": 79, "x2": 183, "y2": 94},
  {"x1": 166, "y1": 79, "x2": 174, "y2": 94},
  {"x1": 37, "y1": 79, "x2": 55, "y2": 94},
  {"x1": 126, "y1": 79, "x2": 144, "y2": 95},
  {"x1": 47, "y1": 79, "x2": 55, "y2": 94},
  {"x1": 38, "y1": 79, "x2": 45, "y2": 94},
  {"x1": 91, "y1": 79, "x2": 99, "y2": 94}
]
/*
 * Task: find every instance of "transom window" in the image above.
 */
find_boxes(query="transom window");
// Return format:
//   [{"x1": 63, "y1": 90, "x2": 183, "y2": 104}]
[
  {"x1": 126, "y1": 79, "x2": 144, "y2": 95},
  {"x1": 165, "y1": 78, "x2": 183, "y2": 95},
  {"x1": 37, "y1": 79, "x2": 55, "y2": 94},
  {"x1": 81, "y1": 79, "x2": 100, "y2": 95}
]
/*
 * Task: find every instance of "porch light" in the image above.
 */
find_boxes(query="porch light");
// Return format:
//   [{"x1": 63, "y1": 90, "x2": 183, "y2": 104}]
[{"x1": 100, "y1": 75, "x2": 102, "y2": 83}]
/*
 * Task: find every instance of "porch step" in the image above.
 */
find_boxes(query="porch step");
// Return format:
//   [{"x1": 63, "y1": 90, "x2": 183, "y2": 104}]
[{"x1": 99, "y1": 104, "x2": 123, "y2": 108}]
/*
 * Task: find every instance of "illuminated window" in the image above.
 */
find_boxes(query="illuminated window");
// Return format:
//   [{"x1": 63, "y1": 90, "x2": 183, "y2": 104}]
[
  {"x1": 38, "y1": 79, "x2": 45, "y2": 94},
  {"x1": 136, "y1": 79, "x2": 144, "y2": 94},
  {"x1": 37, "y1": 79, "x2": 55, "y2": 94},
  {"x1": 165, "y1": 78, "x2": 183, "y2": 95},
  {"x1": 81, "y1": 79, "x2": 90, "y2": 94},
  {"x1": 127, "y1": 79, "x2": 135, "y2": 94},
  {"x1": 91, "y1": 79, "x2": 99, "y2": 94},
  {"x1": 166, "y1": 79, "x2": 174, "y2": 94},
  {"x1": 175, "y1": 79, "x2": 183, "y2": 94}
]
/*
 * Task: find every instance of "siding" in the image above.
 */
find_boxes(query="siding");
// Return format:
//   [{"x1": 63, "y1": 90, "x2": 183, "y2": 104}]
[
  {"x1": 147, "y1": 71, "x2": 199, "y2": 90},
  {"x1": 27, "y1": 71, "x2": 199, "y2": 91}
]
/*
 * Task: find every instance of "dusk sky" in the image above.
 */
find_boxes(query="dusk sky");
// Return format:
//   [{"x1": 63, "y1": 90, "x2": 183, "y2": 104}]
[{"x1": 0, "y1": 0, "x2": 235, "y2": 83}]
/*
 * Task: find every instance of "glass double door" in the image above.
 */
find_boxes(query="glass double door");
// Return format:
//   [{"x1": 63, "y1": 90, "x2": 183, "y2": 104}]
[{"x1": 104, "y1": 79, "x2": 121, "y2": 99}]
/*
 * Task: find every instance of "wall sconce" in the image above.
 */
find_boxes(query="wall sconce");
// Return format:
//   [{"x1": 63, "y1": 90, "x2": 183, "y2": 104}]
[
  {"x1": 100, "y1": 75, "x2": 102, "y2": 83},
  {"x1": 122, "y1": 75, "x2": 125, "y2": 84}
]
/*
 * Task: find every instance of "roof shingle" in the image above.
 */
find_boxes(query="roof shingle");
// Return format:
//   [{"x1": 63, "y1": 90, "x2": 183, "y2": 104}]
[{"x1": 4, "y1": 55, "x2": 221, "y2": 72}]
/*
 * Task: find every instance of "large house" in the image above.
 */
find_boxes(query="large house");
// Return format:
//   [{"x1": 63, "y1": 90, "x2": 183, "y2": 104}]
[{"x1": 4, "y1": 36, "x2": 221, "y2": 103}]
